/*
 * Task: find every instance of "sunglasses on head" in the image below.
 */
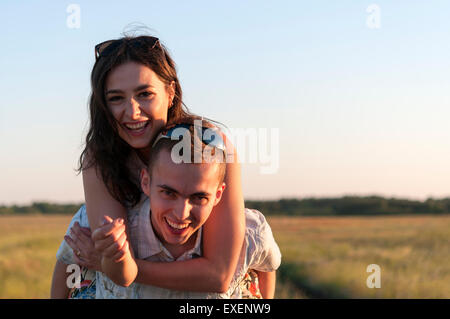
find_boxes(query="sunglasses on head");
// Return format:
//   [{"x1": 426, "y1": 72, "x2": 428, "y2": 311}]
[
  {"x1": 152, "y1": 122, "x2": 226, "y2": 153},
  {"x1": 94, "y1": 36, "x2": 160, "y2": 60}
]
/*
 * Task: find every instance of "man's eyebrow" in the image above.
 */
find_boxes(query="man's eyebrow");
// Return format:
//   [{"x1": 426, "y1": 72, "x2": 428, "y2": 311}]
[
  {"x1": 191, "y1": 192, "x2": 212, "y2": 197},
  {"x1": 157, "y1": 184, "x2": 179, "y2": 194},
  {"x1": 157, "y1": 185, "x2": 211, "y2": 197},
  {"x1": 105, "y1": 84, "x2": 155, "y2": 95}
]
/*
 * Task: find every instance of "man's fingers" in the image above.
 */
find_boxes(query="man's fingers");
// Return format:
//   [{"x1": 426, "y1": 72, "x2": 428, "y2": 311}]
[
  {"x1": 73, "y1": 253, "x2": 90, "y2": 268},
  {"x1": 70, "y1": 226, "x2": 91, "y2": 249},
  {"x1": 80, "y1": 227, "x2": 92, "y2": 237},
  {"x1": 73, "y1": 222, "x2": 92, "y2": 237},
  {"x1": 64, "y1": 235, "x2": 79, "y2": 253}
]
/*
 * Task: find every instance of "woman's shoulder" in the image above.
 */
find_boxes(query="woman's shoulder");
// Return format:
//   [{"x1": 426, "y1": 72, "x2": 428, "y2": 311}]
[{"x1": 126, "y1": 150, "x2": 147, "y2": 183}]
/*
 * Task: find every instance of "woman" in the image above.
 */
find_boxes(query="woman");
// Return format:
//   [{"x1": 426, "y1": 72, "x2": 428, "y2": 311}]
[{"x1": 51, "y1": 35, "x2": 246, "y2": 297}]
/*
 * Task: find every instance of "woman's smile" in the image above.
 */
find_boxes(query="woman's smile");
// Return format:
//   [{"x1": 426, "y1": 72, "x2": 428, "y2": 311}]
[{"x1": 122, "y1": 120, "x2": 151, "y2": 137}]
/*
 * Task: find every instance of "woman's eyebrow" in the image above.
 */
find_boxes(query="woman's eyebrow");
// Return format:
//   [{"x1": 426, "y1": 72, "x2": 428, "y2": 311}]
[
  {"x1": 134, "y1": 84, "x2": 155, "y2": 92},
  {"x1": 105, "y1": 89, "x2": 122, "y2": 95},
  {"x1": 105, "y1": 84, "x2": 156, "y2": 95}
]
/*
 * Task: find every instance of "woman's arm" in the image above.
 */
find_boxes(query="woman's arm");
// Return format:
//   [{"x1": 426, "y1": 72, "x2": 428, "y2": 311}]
[
  {"x1": 82, "y1": 165, "x2": 137, "y2": 286},
  {"x1": 134, "y1": 139, "x2": 245, "y2": 292}
]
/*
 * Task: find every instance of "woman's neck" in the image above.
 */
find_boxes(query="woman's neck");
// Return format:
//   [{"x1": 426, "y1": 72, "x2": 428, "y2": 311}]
[{"x1": 135, "y1": 146, "x2": 151, "y2": 165}]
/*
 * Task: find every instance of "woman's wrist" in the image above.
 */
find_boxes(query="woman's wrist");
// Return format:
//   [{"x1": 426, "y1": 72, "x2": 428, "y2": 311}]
[{"x1": 101, "y1": 249, "x2": 138, "y2": 287}]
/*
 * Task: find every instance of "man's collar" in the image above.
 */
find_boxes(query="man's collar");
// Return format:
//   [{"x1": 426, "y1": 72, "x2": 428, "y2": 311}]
[{"x1": 137, "y1": 198, "x2": 163, "y2": 259}]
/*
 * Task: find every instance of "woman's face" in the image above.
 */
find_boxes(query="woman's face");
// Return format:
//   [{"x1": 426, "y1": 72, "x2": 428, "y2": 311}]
[{"x1": 105, "y1": 61, "x2": 175, "y2": 150}]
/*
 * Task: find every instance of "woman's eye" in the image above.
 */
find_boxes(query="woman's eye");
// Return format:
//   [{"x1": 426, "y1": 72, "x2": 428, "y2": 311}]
[
  {"x1": 139, "y1": 91, "x2": 154, "y2": 98},
  {"x1": 108, "y1": 96, "x2": 122, "y2": 102}
]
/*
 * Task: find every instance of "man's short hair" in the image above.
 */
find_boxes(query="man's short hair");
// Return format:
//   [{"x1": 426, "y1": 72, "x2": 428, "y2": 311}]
[{"x1": 147, "y1": 117, "x2": 227, "y2": 186}]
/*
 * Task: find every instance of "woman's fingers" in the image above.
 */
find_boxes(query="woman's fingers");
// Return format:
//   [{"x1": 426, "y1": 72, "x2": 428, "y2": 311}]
[
  {"x1": 102, "y1": 230, "x2": 128, "y2": 259},
  {"x1": 111, "y1": 240, "x2": 129, "y2": 263},
  {"x1": 93, "y1": 223, "x2": 126, "y2": 253},
  {"x1": 92, "y1": 217, "x2": 124, "y2": 241},
  {"x1": 89, "y1": 216, "x2": 128, "y2": 264}
]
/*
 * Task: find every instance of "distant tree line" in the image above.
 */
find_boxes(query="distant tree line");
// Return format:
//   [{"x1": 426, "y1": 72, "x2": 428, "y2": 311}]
[
  {"x1": 1, "y1": 196, "x2": 450, "y2": 216},
  {"x1": 245, "y1": 196, "x2": 450, "y2": 216},
  {"x1": 0, "y1": 202, "x2": 83, "y2": 215}
]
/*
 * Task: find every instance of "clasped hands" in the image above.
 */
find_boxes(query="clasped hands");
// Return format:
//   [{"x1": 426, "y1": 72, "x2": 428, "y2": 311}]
[{"x1": 65, "y1": 216, "x2": 130, "y2": 272}]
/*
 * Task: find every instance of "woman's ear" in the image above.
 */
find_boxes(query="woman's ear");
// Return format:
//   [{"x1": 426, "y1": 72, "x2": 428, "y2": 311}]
[
  {"x1": 140, "y1": 168, "x2": 151, "y2": 197},
  {"x1": 213, "y1": 183, "x2": 226, "y2": 206},
  {"x1": 168, "y1": 80, "x2": 176, "y2": 108}
]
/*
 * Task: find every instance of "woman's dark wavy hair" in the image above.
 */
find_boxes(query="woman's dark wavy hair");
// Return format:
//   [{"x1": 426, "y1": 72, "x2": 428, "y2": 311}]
[{"x1": 78, "y1": 35, "x2": 192, "y2": 208}]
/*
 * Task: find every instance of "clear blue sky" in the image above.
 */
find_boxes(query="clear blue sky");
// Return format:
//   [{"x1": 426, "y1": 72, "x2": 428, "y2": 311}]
[{"x1": 1, "y1": 1, "x2": 450, "y2": 204}]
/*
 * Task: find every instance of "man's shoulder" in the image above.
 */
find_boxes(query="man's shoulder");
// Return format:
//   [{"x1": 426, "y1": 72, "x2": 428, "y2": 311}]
[
  {"x1": 243, "y1": 208, "x2": 281, "y2": 272},
  {"x1": 128, "y1": 195, "x2": 150, "y2": 221},
  {"x1": 244, "y1": 208, "x2": 269, "y2": 234}
]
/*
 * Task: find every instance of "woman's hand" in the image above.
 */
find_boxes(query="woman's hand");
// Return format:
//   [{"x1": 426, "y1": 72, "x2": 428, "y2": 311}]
[
  {"x1": 91, "y1": 216, "x2": 130, "y2": 263},
  {"x1": 64, "y1": 222, "x2": 102, "y2": 272},
  {"x1": 91, "y1": 215, "x2": 137, "y2": 287}
]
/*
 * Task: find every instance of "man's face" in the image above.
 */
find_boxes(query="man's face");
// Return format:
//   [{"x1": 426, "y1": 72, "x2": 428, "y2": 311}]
[{"x1": 141, "y1": 149, "x2": 225, "y2": 251}]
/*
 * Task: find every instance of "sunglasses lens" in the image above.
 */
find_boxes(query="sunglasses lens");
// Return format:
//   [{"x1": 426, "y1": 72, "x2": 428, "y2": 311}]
[
  {"x1": 152, "y1": 123, "x2": 226, "y2": 152},
  {"x1": 95, "y1": 40, "x2": 122, "y2": 59},
  {"x1": 165, "y1": 124, "x2": 225, "y2": 152},
  {"x1": 134, "y1": 36, "x2": 159, "y2": 49},
  {"x1": 95, "y1": 37, "x2": 160, "y2": 59}
]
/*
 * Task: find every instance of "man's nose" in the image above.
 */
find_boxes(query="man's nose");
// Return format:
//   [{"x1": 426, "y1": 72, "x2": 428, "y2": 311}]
[{"x1": 174, "y1": 199, "x2": 192, "y2": 221}]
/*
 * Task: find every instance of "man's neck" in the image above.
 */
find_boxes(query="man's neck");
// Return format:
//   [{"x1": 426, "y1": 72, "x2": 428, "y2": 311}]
[{"x1": 164, "y1": 231, "x2": 198, "y2": 260}]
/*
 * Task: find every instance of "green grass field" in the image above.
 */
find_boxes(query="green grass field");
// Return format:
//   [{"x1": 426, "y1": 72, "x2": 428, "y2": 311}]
[
  {"x1": 271, "y1": 215, "x2": 450, "y2": 298},
  {"x1": 1, "y1": 214, "x2": 449, "y2": 298}
]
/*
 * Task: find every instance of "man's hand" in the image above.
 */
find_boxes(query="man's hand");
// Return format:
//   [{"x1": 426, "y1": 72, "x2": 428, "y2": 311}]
[
  {"x1": 91, "y1": 216, "x2": 130, "y2": 263},
  {"x1": 65, "y1": 222, "x2": 102, "y2": 271}
]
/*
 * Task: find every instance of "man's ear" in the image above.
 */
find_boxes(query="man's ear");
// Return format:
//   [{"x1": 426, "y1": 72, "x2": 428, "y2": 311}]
[
  {"x1": 140, "y1": 168, "x2": 151, "y2": 197},
  {"x1": 213, "y1": 182, "x2": 226, "y2": 206}
]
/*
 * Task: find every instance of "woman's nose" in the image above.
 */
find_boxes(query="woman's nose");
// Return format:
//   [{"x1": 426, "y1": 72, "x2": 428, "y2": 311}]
[{"x1": 126, "y1": 97, "x2": 141, "y2": 120}]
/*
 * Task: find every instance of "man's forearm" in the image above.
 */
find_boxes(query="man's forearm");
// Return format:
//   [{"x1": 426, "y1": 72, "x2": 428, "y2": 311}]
[
  {"x1": 50, "y1": 260, "x2": 71, "y2": 299},
  {"x1": 255, "y1": 270, "x2": 276, "y2": 299}
]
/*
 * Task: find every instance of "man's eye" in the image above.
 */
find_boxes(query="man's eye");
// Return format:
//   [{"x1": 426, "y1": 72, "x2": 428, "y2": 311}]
[
  {"x1": 192, "y1": 196, "x2": 208, "y2": 205},
  {"x1": 161, "y1": 190, "x2": 175, "y2": 197}
]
